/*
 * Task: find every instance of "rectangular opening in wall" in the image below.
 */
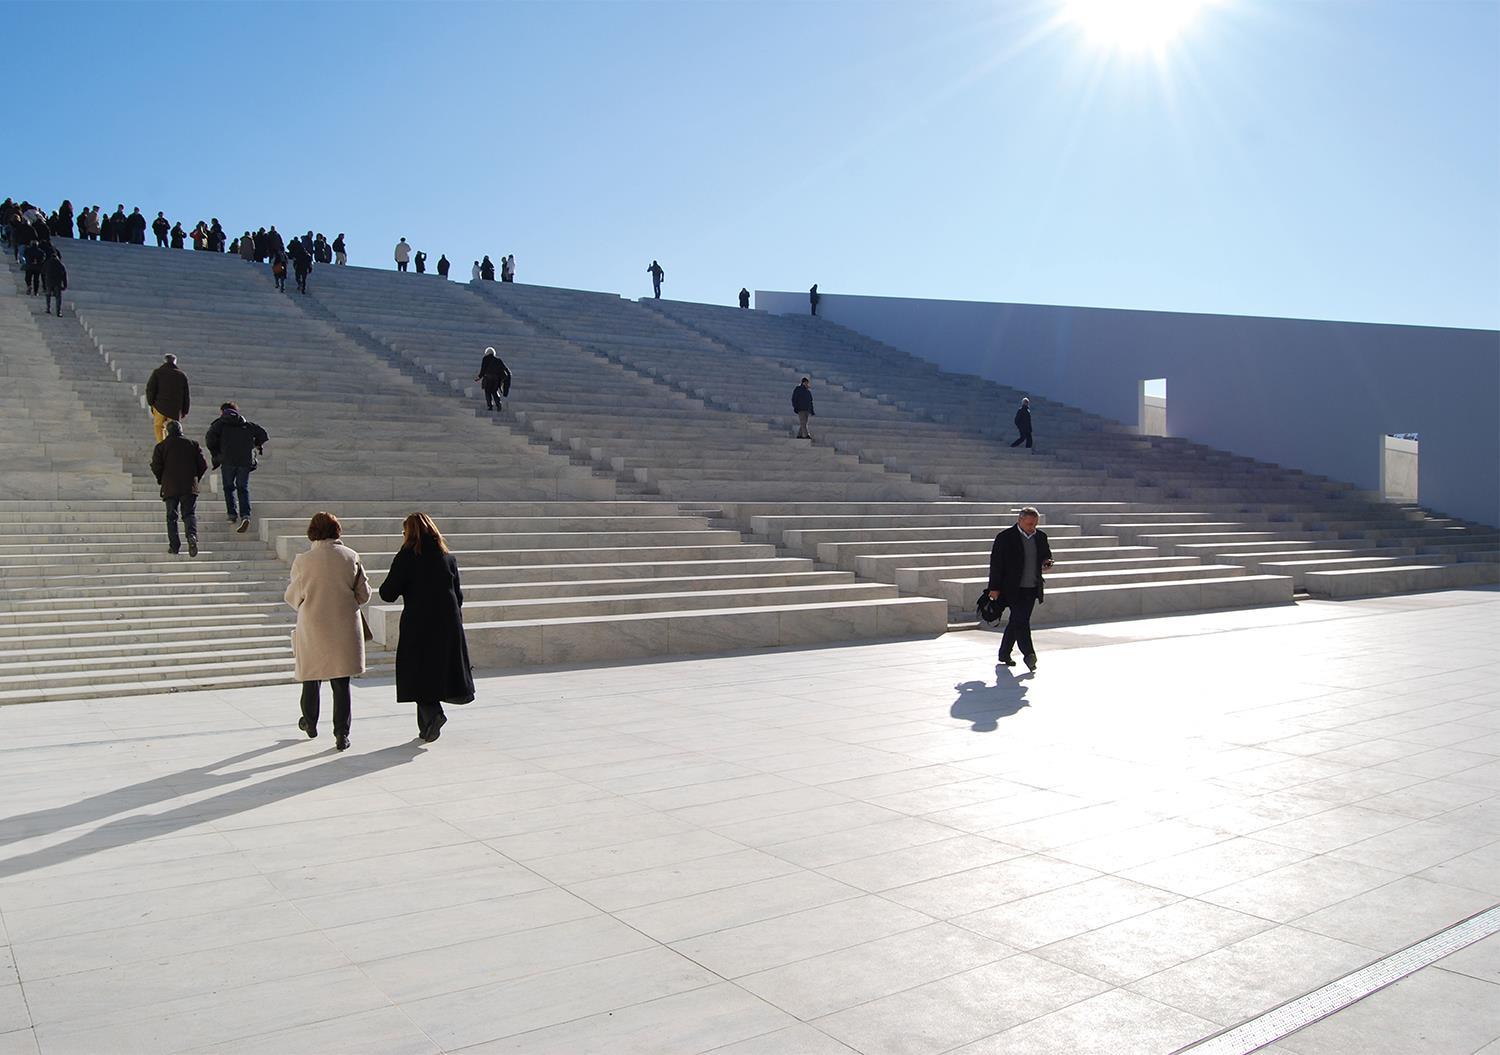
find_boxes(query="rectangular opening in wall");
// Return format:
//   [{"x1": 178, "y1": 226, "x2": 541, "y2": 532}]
[
  {"x1": 1381, "y1": 433, "x2": 1419, "y2": 503},
  {"x1": 1139, "y1": 378, "x2": 1167, "y2": 436}
]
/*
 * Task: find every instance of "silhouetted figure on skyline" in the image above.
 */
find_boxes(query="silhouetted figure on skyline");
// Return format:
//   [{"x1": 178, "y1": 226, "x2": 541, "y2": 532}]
[
  {"x1": 648, "y1": 259, "x2": 664, "y2": 298},
  {"x1": 809, "y1": 284, "x2": 820, "y2": 316},
  {"x1": 739, "y1": 287, "x2": 750, "y2": 309}
]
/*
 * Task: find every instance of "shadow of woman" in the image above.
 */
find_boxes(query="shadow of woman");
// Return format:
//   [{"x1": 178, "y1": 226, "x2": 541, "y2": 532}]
[
  {"x1": 951, "y1": 675, "x2": 1031, "y2": 732},
  {"x1": 0, "y1": 741, "x2": 426, "y2": 881}
]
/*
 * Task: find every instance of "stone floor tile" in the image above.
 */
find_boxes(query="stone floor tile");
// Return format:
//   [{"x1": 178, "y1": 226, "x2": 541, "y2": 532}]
[
  {"x1": 953, "y1": 875, "x2": 1183, "y2": 950},
  {"x1": 1327, "y1": 818, "x2": 1498, "y2": 873},
  {"x1": 291, "y1": 863, "x2": 550, "y2": 929},
  {"x1": 1198, "y1": 855, "x2": 1404, "y2": 922},
  {"x1": 669, "y1": 895, "x2": 936, "y2": 979},
  {"x1": 614, "y1": 871, "x2": 863, "y2": 943},
  {"x1": 734, "y1": 922, "x2": 1013, "y2": 1019},
  {"x1": 180, "y1": 1006, "x2": 442, "y2": 1055},
  {"x1": 708, "y1": 802, "x2": 906, "y2": 847},
  {"x1": 1437, "y1": 933, "x2": 1500, "y2": 985},
  {"x1": 881, "y1": 853, "x2": 1100, "y2": 919},
  {"x1": 817, "y1": 835, "x2": 1028, "y2": 893},
  {"x1": 1294, "y1": 874, "x2": 1498, "y2": 950},
  {"x1": 1034, "y1": 899, "x2": 1275, "y2": 985},
  {"x1": 567, "y1": 848, "x2": 802, "y2": 912},
  {"x1": 1276, "y1": 966, "x2": 1500, "y2": 1054},
  {"x1": 1252, "y1": 805, "x2": 1418, "y2": 854},
  {"x1": 397, "y1": 946, "x2": 718, "y2": 1052},
  {"x1": 949, "y1": 987, "x2": 1217, "y2": 1055},
  {"x1": 1118, "y1": 836, "x2": 1310, "y2": 896},
  {"x1": 763, "y1": 817, "x2": 961, "y2": 869},
  {"x1": 523, "y1": 828, "x2": 746, "y2": 885},
  {"x1": 1128, "y1": 925, "x2": 1378, "y2": 1025},
  {"x1": 1416, "y1": 840, "x2": 1500, "y2": 896},
  {"x1": 361, "y1": 913, "x2": 655, "y2": 1004},
  {"x1": 811, "y1": 953, "x2": 1111, "y2": 1055},
  {"x1": 0, "y1": 986, "x2": 29, "y2": 1036},
  {"x1": 700, "y1": 1023, "x2": 858, "y2": 1054},
  {"x1": 457, "y1": 982, "x2": 795, "y2": 1055}
]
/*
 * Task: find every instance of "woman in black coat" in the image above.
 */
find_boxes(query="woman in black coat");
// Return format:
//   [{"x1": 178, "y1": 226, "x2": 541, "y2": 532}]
[{"x1": 378, "y1": 513, "x2": 475, "y2": 742}]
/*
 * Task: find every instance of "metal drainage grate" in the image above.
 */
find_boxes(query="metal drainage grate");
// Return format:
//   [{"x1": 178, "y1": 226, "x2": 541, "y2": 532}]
[{"x1": 1174, "y1": 902, "x2": 1500, "y2": 1055}]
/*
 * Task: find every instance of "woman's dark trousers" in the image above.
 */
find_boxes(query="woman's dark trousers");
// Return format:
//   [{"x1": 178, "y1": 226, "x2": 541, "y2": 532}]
[
  {"x1": 417, "y1": 701, "x2": 446, "y2": 739},
  {"x1": 301, "y1": 678, "x2": 351, "y2": 738}
]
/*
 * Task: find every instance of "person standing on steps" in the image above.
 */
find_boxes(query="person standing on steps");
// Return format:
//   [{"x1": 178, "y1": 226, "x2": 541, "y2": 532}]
[
  {"x1": 739, "y1": 287, "x2": 750, "y2": 309},
  {"x1": 205, "y1": 401, "x2": 269, "y2": 532},
  {"x1": 42, "y1": 247, "x2": 67, "y2": 317},
  {"x1": 152, "y1": 211, "x2": 170, "y2": 247},
  {"x1": 809, "y1": 283, "x2": 821, "y2": 316},
  {"x1": 125, "y1": 207, "x2": 147, "y2": 245},
  {"x1": 378, "y1": 513, "x2": 475, "y2": 743},
  {"x1": 436, "y1": 254, "x2": 449, "y2": 279},
  {"x1": 289, "y1": 238, "x2": 312, "y2": 294},
  {"x1": 169, "y1": 220, "x2": 186, "y2": 249},
  {"x1": 1010, "y1": 397, "x2": 1033, "y2": 450},
  {"x1": 480, "y1": 255, "x2": 495, "y2": 281},
  {"x1": 332, "y1": 233, "x2": 347, "y2": 265},
  {"x1": 414, "y1": 250, "x2": 427, "y2": 274},
  {"x1": 271, "y1": 247, "x2": 289, "y2": 292},
  {"x1": 394, "y1": 237, "x2": 411, "y2": 272},
  {"x1": 503, "y1": 254, "x2": 516, "y2": 282},
  {"x1": 474, "y1": 347, "x2": 511, "y2": 412},
  {"x1": 792, "y1": 377, "x2": 815, "y2": 439},
  {"x1": 146, "y1": 353, "x2": 190, "y2": 443},
  {"x1": 20, "y1": 241, "x2": 44, "y2": 296},
  {"x1": 285, "y1": 511, "x2": 370, "y2": 753},
  {"x1": 647, "y1": 259, "x2": 664, "y2": 298},
  {"x1": 986, "y1": 506, "x2": 1053, "y2": 673},
  {"x1": 151, "y1": 420, "x2": 207, "y2": 558},
  {"x1": 470, "y1": 260, "x2": 481, "y2": 282},
  {"x1": 238, "y1": 232, "x2": 255, "y2": 261}
]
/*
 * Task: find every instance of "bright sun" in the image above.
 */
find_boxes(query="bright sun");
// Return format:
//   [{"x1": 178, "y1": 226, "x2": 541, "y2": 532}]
[{"x1": 1063, "y1": 0, "x2": 1211, "y2": 51}]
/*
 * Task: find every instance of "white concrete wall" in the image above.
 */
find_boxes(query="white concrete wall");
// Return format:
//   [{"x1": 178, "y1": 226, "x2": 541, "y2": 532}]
[
  {"x1": 1140, "y1": 393, "x2": 1167, "y2": 437},
  {"x1": 1382, "y1": 435, "x2": 1420, "y2": 503},
  {"x1": 756, "y1": 291, "x2": 1499, "y2": 527}
]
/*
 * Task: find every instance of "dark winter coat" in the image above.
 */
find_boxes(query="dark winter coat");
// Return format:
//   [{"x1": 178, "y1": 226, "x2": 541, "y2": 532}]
[
  {"x1": 150, "y1": 434, "x2": 208, "y2": 499},
  {"x1": 20, "y1": 244, "x2": 44, "y2": 273},
  {"x1": 205, "y1": 410, "x2": 269, "y2": 469},
  {"x1": 480, "y1": 258, "x2": 495, "y2": 281},
  {"x1": 437, "y1": 256, "x2": 450, "y2": 277},
  {"x1": 378, "y1": 547, "x2": 475, "y2": 704},
  {"x1": 41, "y1": 255, "x2": 66, "y2": 293},
  {"x1": 289, "y1": 241, "x2": 312, "y2": 275},
  {"x1": 125, "y1": 211, "x2": 146, "y2": 243},
  {"x1": 152, "y1": 216, "x2": 170, "y2": 240},
  {"x1": 792, "y1": 385, "x2": 814, "y2": 415},
  {"x1": 1014, "y1": 406, "x2": 1032, "y2": 435},
  {"x1": 170, "y1": 224, "x2": 186, "y2": 249},
  {"x1": 987, "y1": 524, "x2": 1051, "y2": 603},
  {"x1": 476, "y1": 353, "x2": 511, "y2": 395},
  {"x1": 145, "y1": 362, "x2": 190, "y2": 418}
]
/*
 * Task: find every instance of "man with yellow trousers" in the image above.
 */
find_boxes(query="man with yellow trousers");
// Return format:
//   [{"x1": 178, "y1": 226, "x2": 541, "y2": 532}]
[{"x1": 145, "y1": 353, "x2": 190, "y2": 443}]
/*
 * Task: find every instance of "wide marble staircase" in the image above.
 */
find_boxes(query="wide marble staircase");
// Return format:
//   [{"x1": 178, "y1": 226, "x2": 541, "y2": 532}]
[
  {"x1": 640, "y1": 297, "x2": 1499, "y2": 612},
  {"x1": 1, "y1": 238, "x2": 1493, "y2": 703}
]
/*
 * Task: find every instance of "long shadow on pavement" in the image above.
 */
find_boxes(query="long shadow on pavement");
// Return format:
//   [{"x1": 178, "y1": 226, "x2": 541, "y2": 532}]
[
  {"x1": 951, "y1": 672, "x2": 1032, "y2": 732},
  {"x1": 0, "y1": 739, "x2": 426, "y2": 880}
]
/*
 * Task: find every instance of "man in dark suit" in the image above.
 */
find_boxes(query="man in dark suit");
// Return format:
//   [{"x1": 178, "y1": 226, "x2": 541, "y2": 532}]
[
  {"x1": 986, "y1": 506, "x2": 1053, "y2": 671},
  {"x1": 1010, "y1": 397, "x2": 1033, "y2": 449}
]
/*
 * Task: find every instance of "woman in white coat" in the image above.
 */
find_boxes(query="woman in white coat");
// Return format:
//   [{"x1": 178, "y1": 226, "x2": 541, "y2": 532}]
[{"x1": 284, "y1": 511, "x2": 371, "y2": 751}]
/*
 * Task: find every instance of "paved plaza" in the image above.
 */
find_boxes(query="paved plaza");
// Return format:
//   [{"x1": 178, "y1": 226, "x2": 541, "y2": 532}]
[{"x1": 1, "y1": 590, "x2": 1498, "y2": 1054}]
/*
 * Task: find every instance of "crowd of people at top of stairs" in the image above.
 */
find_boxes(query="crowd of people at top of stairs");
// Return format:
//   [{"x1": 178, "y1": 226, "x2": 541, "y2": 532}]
[{"x1": 6, "y1": 196, "x2": 837, "y2": 314}]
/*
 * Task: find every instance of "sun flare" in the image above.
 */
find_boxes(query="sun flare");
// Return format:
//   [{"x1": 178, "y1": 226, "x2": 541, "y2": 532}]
[{"x1": 1063, "y1": 0, "x2": 1212, "y2": 51}]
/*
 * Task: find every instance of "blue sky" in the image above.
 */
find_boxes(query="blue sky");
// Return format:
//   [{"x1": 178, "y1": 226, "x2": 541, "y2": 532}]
[{"x1": 16, "y1": 0, "x2": 1498, "y2": 329}]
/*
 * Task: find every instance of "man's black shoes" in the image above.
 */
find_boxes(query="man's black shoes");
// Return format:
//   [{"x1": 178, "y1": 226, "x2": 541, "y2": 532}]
[
  {"x1": 1024, "y1": 654, "x2": 1038, "y2": 672},
  {"x1": 298, "y1": 716, "x2": 317, "y2": 739},
  {"x1": 997, "y1": 652, "x2": 1016, "y2": 667}
]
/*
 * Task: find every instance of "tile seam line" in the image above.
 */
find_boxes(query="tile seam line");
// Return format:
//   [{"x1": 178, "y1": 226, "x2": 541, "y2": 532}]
[{"x1": 1171, "y1": 899, "x2": 1500, "y2": 1054}]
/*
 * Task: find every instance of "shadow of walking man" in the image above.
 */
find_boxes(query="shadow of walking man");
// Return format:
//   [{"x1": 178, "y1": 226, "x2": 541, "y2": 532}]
[
  {"x1": 951, "y1": 675, "x2": 1031, "y2": 732},
  {"x1": 0, "y1": 740, "x2": 425, "y2": 881}
]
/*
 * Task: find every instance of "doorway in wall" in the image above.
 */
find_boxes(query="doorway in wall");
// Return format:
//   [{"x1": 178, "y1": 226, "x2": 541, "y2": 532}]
[
  {"x1": 1381, "y1": 433, "x2": 1419, "y2": 503},
  {"x1": 1138, "y1": 378, "x2": 1167, "y2": 436}
]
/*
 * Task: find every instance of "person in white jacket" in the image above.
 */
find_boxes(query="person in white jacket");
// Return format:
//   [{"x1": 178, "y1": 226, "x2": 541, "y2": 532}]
[
  {"x1": 471, "y1": 260, "x2": 481, "y2": 282},
  {"x1": 394, "y1": 238, "x2": 412, "y2": 272},
  {"x1": 285, "y1": 511, "x2": 371, "y2": 752}
]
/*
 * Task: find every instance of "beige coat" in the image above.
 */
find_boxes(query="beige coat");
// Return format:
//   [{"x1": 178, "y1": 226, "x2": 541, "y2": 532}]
[{"x1": 285, "y1": 540, "x2": 371, "y2": 682}]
